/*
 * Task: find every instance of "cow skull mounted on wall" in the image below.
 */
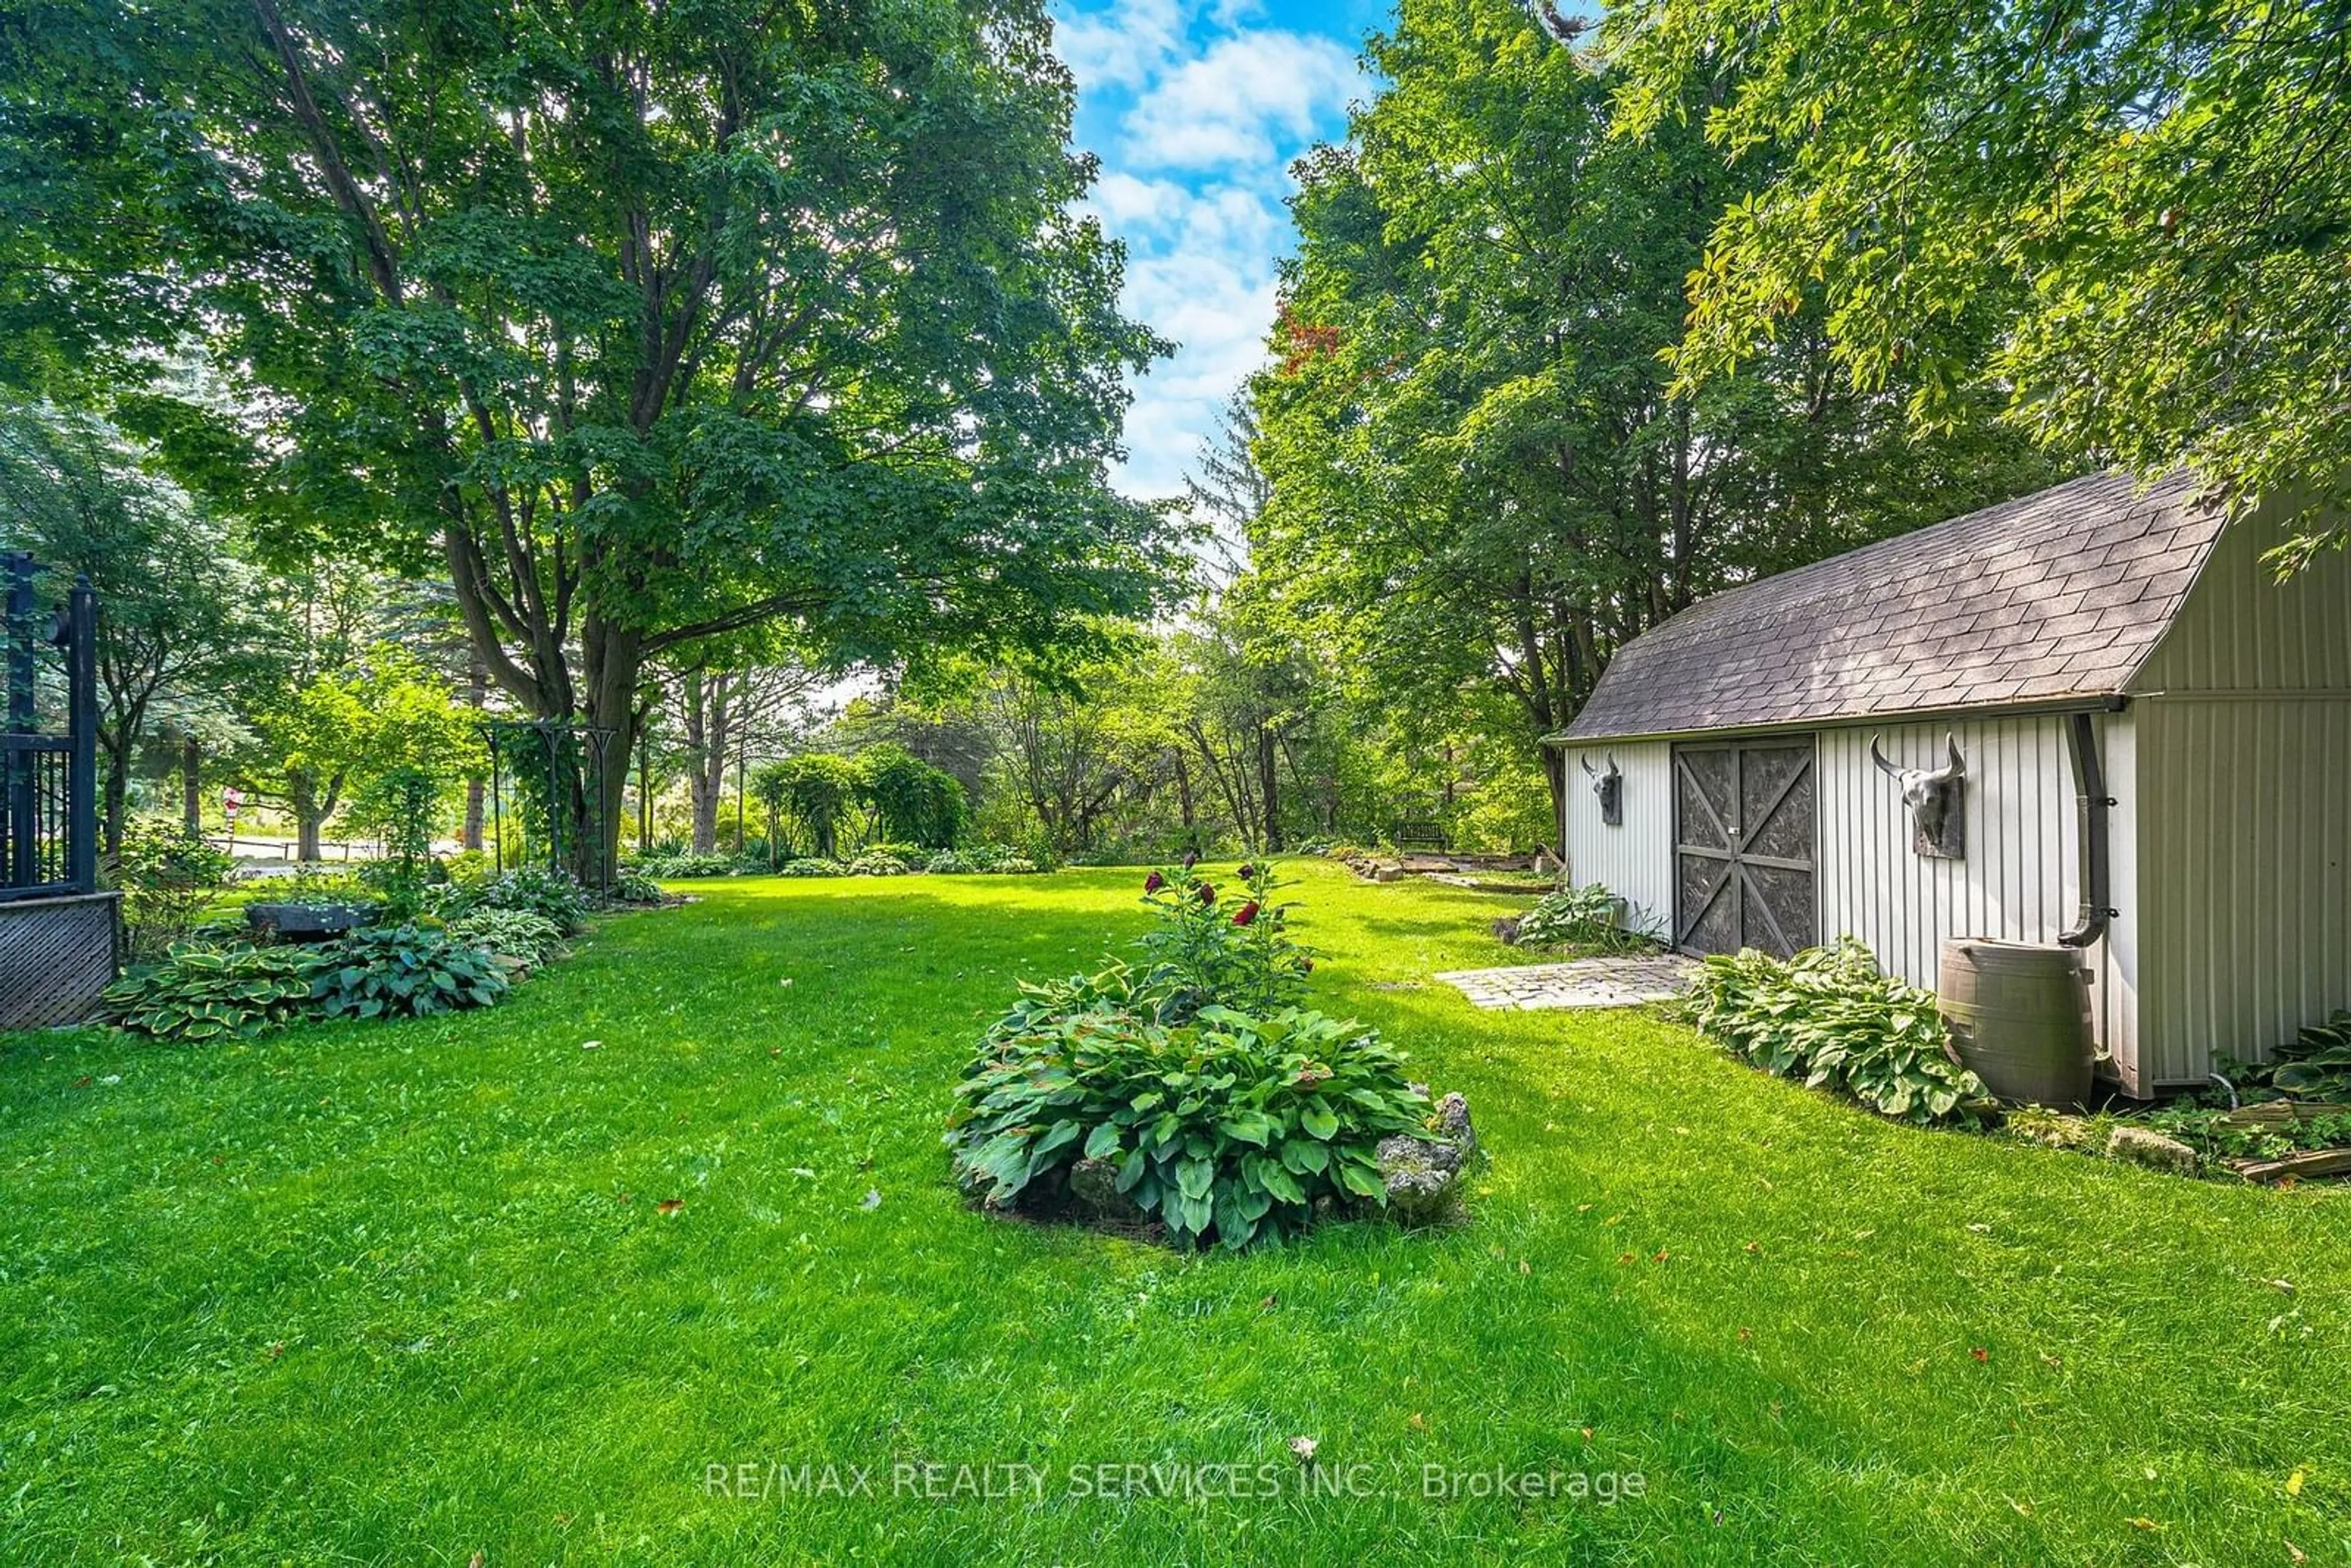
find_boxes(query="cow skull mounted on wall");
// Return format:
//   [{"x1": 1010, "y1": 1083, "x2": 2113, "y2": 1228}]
[
  {"x1": 1870, "y1": 732, "x2": 1967, "y2": 858},
  {"x1": 1581, "y1": 753, "x2": 1624, "y2": 827}
]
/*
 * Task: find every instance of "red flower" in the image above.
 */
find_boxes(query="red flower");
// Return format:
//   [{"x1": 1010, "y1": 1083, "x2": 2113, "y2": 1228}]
[
  {"x1": 1233, "y1": 900, "x2": 1259, "y2": 927},
  {"x1": 1198, "y1": 883, "x2": 1216, "y2": 906},
  {"x1": 1144, "y1": 871, "x2": 1165, "y2": 893},
  {"x1": 1237, "y1": 863, "x2": 1256, "y2": 880}
]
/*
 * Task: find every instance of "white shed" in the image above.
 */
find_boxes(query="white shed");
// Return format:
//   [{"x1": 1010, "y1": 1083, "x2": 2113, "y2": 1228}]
[{"x1": 1554, "y1": 471, "x2": 2351, "y2": 1097}]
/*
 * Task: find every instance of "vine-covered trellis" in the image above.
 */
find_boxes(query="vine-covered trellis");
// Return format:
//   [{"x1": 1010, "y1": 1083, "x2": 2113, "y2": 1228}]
[{"x1": 480, "y1": 718, "x2": 618, "y2": 893}]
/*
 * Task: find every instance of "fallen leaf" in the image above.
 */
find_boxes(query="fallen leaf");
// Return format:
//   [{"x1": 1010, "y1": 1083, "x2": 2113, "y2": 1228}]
[
  {"x1": 1287, "y1": 1435, "x2": 1317, "y2": 1463},
  {"x1": 469, "y1": 1555, "x2": 485, "y2": 1568},
  {"x1": 1259, "y1": 1294, "x2": 1279, "y2": 1311},
  {"x1": 2126, "y1": 1516, "x2": 2162, "y2": 1531},
  {"x1": 580, "y1": 1040, "x2": 601, "y2": 1051},
  {"x1": 1518, "y1": 1258, "x2": 1532, "y2": 1275},
  {"x1": 656, "y1": 1198, "x2": 684, "y2": 1215},
  {"x1": 264, "y1": 1341, "x2": 285, "y2": 1360},
  {"x1": 2268, "y1": 1278, "x2": 2297, "y2": 1296},
  {"x1": 1736, "y1": 1327, "x2": 1750, "y2": 1343},
  {"x1": 1652, "y1": 1248, "x2": 1670, "y2": 1263},
  {"x1": 2006, "y1": 1496, "x2": 2032, "y2": 1517},
  {"x1": 1579, "y1": 1427, "x2": 1594, "y2": 1441},
  {"x1": 1967, "y1": 1223, "x2": 1992, "y2": 1234},
  {"x1": 1616, "y1": 1252, "x2": 1637, "y2": 1265},
  {"x1": 1408, "y1": 1412, "x2": 1427, "y2": 1431},
  {"x1": 1970, "y1": 1347, "x2": 1989, "y2": 1362},
  {"x1": 2287, "y1": 1468, "x2": 2305, "y2": 1496},
  {"x1": 779, "y1": 977, "x2": 793, "y2": 987},
  {"x1": 2287, "y1": 1539, "x2": 2306, "y2": 1565},
  {"x1": 1743, "y1": 1240, "x2": 1762, "y2": 1255},
  {"x1": 2040, "y1": 1353, "x2": 2063, "y2": 1369}
]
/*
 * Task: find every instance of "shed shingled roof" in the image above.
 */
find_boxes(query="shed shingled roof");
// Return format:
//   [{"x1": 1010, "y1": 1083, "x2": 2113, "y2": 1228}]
[{"x1": 1559, "y1": 471, "x2": 2221, "y2": 741}]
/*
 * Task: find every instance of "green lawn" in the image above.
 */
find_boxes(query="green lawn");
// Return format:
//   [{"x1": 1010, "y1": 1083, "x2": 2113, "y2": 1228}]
[{"x1": 3, "y1": 863, "x2": 2344, "y2": 1564}]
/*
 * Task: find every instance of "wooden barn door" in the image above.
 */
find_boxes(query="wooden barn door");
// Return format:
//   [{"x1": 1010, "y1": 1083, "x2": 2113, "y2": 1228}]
[{"x1": 1672, "y1": 740, "x2": 1817, "y2": 959}]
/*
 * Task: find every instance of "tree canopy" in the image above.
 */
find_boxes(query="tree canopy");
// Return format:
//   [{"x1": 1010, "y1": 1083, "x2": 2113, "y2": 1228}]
[
  {"x1": 1606, "y1": 0, "x2": 2351, "y2": 565},
  {"x1": 0, "y1": 0, "x2": 1183, "y2": 864},
  {"x1": 1250, "y1": 0, "x2": 2058, "y2": 816}
]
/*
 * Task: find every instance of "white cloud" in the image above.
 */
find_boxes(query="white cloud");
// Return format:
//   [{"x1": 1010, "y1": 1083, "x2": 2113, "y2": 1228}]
[
  {"x1": 1120, "y1": 31, "x2": 1360, "y2": 172},
  {"x1": 1054, "y1": 5, "x2": 1367, "y2": 499},
  {"x1": 1054, "y1": 0, "x2": 1190, "y2": 92}
]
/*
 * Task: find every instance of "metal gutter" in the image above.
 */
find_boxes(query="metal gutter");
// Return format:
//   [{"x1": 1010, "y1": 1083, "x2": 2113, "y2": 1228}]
[{"x1": 2057, "y1": 709, "x2": 2118, "y2": 948}]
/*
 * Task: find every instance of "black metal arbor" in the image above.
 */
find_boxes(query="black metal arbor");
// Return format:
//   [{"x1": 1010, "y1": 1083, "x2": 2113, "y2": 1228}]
[
  {"x1": 480, "y1": 718, "x2": 618, "y2": 893},
  {"x1": 1, "y1": 552, "x2": 97, "y2": 901}
]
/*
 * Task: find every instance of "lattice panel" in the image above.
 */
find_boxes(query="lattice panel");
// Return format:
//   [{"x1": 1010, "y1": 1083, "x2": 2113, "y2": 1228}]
[{"x1": 0, "y1": 893, "x2": 119, "y2": 1029}]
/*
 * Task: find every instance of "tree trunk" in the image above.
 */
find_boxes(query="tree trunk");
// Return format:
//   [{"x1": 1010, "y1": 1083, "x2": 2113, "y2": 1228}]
[
  {"x1": 682, "y1": 667, "x2": 730, "y2": 855},
  {"x1": 181, "y1": 735, "x2": 200, "y2": 835},
  {"x1": 100, "y1": 743, "x2": 129, "y2": 860},
  {"x1": 462, "y1": 650, "x2": 486, "y2": 851},
  {"x1": 1256, "y1": 722, "x2": 1284, "y2": 852}
]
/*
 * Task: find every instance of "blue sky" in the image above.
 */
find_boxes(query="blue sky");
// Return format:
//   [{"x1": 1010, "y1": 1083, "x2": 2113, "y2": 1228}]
[{"x1": 1052, "y1": 0, "x2": 1392, "y2": 498}]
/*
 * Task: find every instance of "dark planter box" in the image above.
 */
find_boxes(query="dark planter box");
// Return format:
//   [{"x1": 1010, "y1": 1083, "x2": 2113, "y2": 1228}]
[{"x1": 246, "y1": 902, "x2": 376, "y2": 942}]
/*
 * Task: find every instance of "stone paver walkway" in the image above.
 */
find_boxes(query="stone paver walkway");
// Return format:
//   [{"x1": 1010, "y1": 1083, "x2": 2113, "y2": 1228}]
[{"x1": 1435, "y1": 954, "x2": 1701, "y2": 1011}]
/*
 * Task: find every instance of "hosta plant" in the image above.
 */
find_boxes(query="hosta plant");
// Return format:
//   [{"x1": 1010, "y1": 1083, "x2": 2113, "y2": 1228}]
[
  {"x1": 845, "y1": 850, "x2": 912, "y2": 876},
  {"x1": 1513, "y1": 883, "x2": 1655, "y2": 951},
  {"x1": 947, "y1": 1002, "x2": 1431, "y2": 1249},
  {"x1": 778, "y1": 857, "x2": 845, "y2": 877},
  {"x1": 441, "y1": 909, "x2": 568, "y2": 972},
  {"x1": 606, "y1": 869, "x2": 664, "y2": 904},
  {"x1": 103, "y1": 943, "x2": 318, "y2": 1042},
  {"x1": 1687, "y1": 939, "x2": 1985, "y2": 1125},
  {"x1": 307, "y1": 926, "x2": 509, "y2": 1020},
  {"x1": 430, "y1": 866, "x2": 588, "y2": 934}
]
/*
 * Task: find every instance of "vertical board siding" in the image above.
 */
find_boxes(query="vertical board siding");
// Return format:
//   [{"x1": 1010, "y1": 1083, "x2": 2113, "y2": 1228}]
[
  {"x1": 2134, "y1": 697, "x2": 2351, "y2": 1087},
  {"x1": 1561, "y1": 740, "x2": 1674, "y2": 937},
  {"x1": 2131, "y1": 509, "x2": 2351, "y2": 1088},
  {"x1": 2132, "y1": 503, "x2": 2351, "y2": 693},
  {"x1": 1815, "y1": 715, "x2": 2142, "y2": 1089}
]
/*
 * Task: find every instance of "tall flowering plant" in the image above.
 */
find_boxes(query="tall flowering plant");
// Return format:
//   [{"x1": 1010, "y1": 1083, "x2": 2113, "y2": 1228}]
[{"x1": 1137, "y1": 858, "x2": 1317, "y2": 1019}]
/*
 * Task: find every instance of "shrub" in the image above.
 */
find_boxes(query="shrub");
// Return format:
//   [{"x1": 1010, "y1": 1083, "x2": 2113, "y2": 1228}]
[
  {"x1": 1136, "y1": 860, "x2": 1316, "y2": 1021},
  {"x1": 778, "y1": 857, "x2": 844, "y2": 877},
  {"x1": 442, "y1": 848, "x2": 493, "y2": 886},
  {"x1": 845, "y1": 850, "x2": 912, "y2": 876},
  {"x1": 1512, "y1": 883, "x2": 1657, "y2": 951},
  {"x1": 629, "y1": 851, "x2": 737, "y2": 879},
  {"x1": 102, "y1": 942, "x2": 317, "y2": 1041},
  {"x1": 441, "y1": 909, "x2": 568, "y2": 971},
  {"x1": 947, "y1": 1002, "x2": 1431, "y2": 1249},
  {"x1": 111, "y1": 820, "x2": 237, "y2": 961},
  {"x1": 306, "y1": 925, "x2": 508, "y2": 1020},
  {"x1": 1687, "y1": 939, "x2": 1984, "y2": 1125},
  {"x1": 926, "y1": 843, "x2": 1043, "y2": 874},
  {"x1": 432, "y1": 866, "x2": 588, "y2": 933}
]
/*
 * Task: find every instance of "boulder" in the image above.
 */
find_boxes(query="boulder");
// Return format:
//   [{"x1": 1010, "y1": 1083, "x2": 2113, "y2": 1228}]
[
  {"x1": 1067, "y1": 1156, "x2": 1142, "y2": 1221},
  {"x1": 1376, "y1": 1135, "x2": 1463, "y2": 1221},
  {"x1": 1434, "y1": 1092, "x2": 1478, "y2": 1161},
  {"x1": 2106, "y1": 1125, "x2": 2199, "y2": 1176},
  {"x1": 1376, "y1": 1092, "x2": 1482, "y2": 1221}
]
